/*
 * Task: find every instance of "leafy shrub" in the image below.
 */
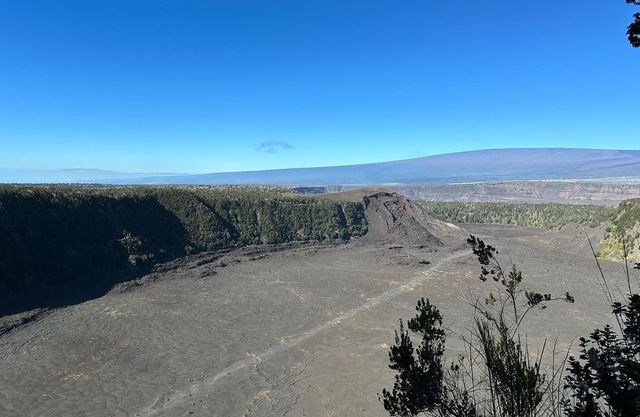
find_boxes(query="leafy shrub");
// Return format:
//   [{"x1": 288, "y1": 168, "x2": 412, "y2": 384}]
[
  {"x1": 381, "y1": 236, "x2": 640, "y2": 417},
  {"x1": 562, "y1": 261, "x2": 640, "y2": 416},
  {"x1": 381, "y1": 236, "x2": 575, "y2": 416}
]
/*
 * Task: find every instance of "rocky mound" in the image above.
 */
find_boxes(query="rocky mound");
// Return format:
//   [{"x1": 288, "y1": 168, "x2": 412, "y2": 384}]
[{"x1": 362, "y1": 192, "x2": 467, "y2": 247}]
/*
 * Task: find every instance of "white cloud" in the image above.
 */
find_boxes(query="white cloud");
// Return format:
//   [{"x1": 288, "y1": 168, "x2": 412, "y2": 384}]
[{"x1": 256, "y1": 140, "x2": 294, "y2": 153}]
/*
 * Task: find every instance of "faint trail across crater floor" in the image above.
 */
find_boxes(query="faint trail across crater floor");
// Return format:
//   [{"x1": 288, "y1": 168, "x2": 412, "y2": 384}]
[{"x1": 137, "y1": 248, "x2": 471, "y2": 417}]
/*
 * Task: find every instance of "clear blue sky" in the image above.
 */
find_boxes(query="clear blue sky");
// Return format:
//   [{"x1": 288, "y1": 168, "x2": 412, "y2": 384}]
[{"x1": 1, "y1": 0, "x2": 638, "y2": 173}]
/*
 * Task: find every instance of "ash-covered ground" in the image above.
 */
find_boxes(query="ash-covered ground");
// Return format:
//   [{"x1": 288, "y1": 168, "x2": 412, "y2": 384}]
[{"x1": 0, "y1": 195, "x2": 630, "y2": 417}]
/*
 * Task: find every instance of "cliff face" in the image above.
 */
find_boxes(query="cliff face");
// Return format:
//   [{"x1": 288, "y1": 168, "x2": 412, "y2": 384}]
[{"x1": 0, "y1": 185, "x2": 367, "y2": 313}]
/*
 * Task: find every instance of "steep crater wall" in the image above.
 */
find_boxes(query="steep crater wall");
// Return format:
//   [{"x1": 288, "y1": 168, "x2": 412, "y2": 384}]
[{"x1": 0, "y1": 186, "x2": 367, "y2": 314}]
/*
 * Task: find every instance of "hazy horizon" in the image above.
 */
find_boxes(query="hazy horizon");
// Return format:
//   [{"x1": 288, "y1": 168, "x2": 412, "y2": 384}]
[
  {"x1": 1, "y1": 146, "x2": 639, "y2": 177},
  {"x1": 3, "y1": 148, "x2": 639, "y2": 184}
]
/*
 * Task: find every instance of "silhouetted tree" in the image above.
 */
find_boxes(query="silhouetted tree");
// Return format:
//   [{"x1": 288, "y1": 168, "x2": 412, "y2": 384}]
[
  {"x1": 627, "y1": 0, "x2": 640, "y2": 47},
  {"x1": 380, "y1": 298, "x2": 446, "y2": 415}
]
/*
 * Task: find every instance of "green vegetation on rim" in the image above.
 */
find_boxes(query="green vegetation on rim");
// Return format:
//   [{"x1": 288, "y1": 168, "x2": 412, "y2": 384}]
[
  {"x1": 599, "y1": 198, "x2": 640, "y2": 261},
  {"x1": 416, "y1": 201, "x2": 615, "y2": 230},
  {"x1": 0, "y1": 185, "x2": 367, "y2": 304},
  {"x1": 417, "y1": 200, "x2": 640, "y2": 261}
]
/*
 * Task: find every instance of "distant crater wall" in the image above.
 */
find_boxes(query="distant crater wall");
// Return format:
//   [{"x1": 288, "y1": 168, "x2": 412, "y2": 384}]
[
  {"x1": 416, "y1": 201, "x2": 615, "y2": 230},
  {"x1": 417, "y1": 199, "x2": 640, "y2": 262},
  {"x1": 393, "y1": 182, "x2": 640, "y2": 206}
]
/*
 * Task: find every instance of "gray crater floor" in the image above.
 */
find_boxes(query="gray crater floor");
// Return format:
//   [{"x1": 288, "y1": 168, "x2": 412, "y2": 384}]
[{"x1": 0, "y1": 225, "x2": 628, "y2": 417}]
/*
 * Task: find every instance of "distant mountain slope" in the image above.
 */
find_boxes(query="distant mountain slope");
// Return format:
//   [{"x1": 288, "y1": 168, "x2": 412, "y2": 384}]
[{"x1": 117, "y1": 148, "x2": 640, "y2": 185}]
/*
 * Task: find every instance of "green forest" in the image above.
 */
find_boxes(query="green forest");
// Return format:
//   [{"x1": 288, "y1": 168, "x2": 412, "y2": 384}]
[
  {"x1": 0, "y1": 185, "x2": 367, "y2": 310},
  {"x1": 416, "y1": 201, "x2": 615, "y2": 229},
  {"x1": 417, "y1": 199, "x2": 640, "y2": 261},
  {"x1": 599, "y1": 198, "x2": 640, "y2": 260}
]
